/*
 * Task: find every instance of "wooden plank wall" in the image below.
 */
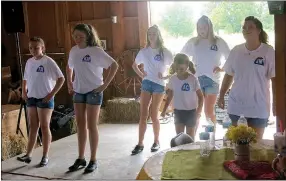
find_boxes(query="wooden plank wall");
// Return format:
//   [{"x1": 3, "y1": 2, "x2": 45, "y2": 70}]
[
  {"x1": 1, "y1": 1, "x2": 149, "y2": 107},
  {"x1": 274, "y1": 13, "x2": 286, "y2": 131}
]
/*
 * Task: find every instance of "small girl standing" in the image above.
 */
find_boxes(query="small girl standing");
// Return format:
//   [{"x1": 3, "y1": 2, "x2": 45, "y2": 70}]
[
  {"x1": 17, "y1": 37, "x2": 65, "y2": 166},
  {"x1": 161, "y1": 53, "x2": 204, "y2": 139}
]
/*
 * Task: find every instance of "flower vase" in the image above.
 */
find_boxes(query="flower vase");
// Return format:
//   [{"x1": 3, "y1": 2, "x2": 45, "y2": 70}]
[{"x1": 234, "y1": 144, "x2": 250, "y2": 161}]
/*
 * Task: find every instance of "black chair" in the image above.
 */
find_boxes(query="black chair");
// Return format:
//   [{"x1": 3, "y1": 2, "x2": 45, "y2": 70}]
[{"x1": 170, "y1": 132, "x2": 194, "y2": 148}]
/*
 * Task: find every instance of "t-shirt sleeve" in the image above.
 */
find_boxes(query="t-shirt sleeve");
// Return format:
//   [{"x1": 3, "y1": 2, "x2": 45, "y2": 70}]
[
  {"x1": 222, "y1": 47, "x2": 236, "y2": 76},
  {"x1": 67, "y1": 49, "x2": 74, "y2": 69},
  {"x1": 266, "y1": 47, "x2": 275, "y2": 79},
  {"x1": 135, "y1": 49, "x2": 144, "y2": 65},
  {"x1": 219, "y1": 38, "x2": 231, "y2": 65},
  {"x1": 23, "y1": 60, "x2": 29, "y2": 80},
  {"x1": 164, "y1": 49, "x2": 174, "y2": 66},
  {"x1": 194, "y1": 77, "x2": 201, "y2": 91},
  {"x1": 181, "y1": 39, "x2": 194, "y2": 57},
  {"x1": 166, "y1": 78, "x2": 173, "y2": 90},
  {"x1": 97, "y1": 48, "x2": 115, "y2": 69},
  {"x1": 48, "y1": 58, "x2": 64, "y2": 80}
]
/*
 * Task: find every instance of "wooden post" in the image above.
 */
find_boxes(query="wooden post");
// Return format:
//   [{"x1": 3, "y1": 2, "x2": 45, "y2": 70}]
[
  {"x1": 274, "y1": 14, "x2": 286, "y2": 132},
  {"x1": 137, "y1": 1, "x2": 149, "y2": 48}
]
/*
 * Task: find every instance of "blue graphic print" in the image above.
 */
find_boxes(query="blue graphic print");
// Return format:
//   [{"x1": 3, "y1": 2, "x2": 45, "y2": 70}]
[
  {"x1": 154, "y1": 54, "x2": 162, "y2": 61},
  {"x1": 254, "y1": 57, "x2": 264, "y2": 66},
  {"x1": 82, "y1": 55, "x2": 91, "y2": 62},
  {"x1": 36, "y1": 65, "x2": 44, "y2": 73},
  {"x1": 210, "y1": 45, "x2": 218, "y2": 51},
  {"x1": 181, "y1": 83, "x2": 190, "y2": 91}
]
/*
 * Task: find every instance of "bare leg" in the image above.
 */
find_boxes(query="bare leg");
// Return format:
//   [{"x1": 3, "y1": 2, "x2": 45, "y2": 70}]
[
  {"x1": 74, "y1": 103, "x2": 87, "y2": 159},
  {"x1": 37, "y1": 108, "x2": 53, "y2": 157},
  {"x1": 175, "y1": 124, "x2": 185, "y2": 135},
  {"x1": 86, "y1": 104, "x2": 100, "y2": 161},
  {"x1": 150, "y1": 93, "x2": 164, "y2": 144},
  {"x1": 138, "y1": 91, "x2": 152, "y2": 146},
  {"x1": 26, "y1": 107, "x2": 40, "y2": 156},
  {"x1": 204, "y1": 94, "x2": 217, "y2": 123}
]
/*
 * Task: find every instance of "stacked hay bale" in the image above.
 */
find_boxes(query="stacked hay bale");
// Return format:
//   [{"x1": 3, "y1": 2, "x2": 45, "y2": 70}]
[
  {"x1": 105, "y1": 97, "x2": 140, "y2": 123},
  {"x1": 2, "y1": 131, "x2": 27, "y2": 161}
]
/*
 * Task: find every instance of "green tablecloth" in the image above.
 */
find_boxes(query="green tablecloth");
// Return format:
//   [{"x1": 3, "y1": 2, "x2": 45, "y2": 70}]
[{"x1": 161, "y1": 148, "x2": 275, "y2": 180}]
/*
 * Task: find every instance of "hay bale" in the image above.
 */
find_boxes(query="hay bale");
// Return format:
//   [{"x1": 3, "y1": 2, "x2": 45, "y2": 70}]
[
  {"x1": 105, "y1": 98, "x2": 140, "y2": 123},
  {"x1": 2, "y1": 131, "x2": 27, "y2": 161}
]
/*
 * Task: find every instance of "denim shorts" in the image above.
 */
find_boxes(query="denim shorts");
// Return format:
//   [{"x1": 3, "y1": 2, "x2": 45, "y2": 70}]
[
  {"x1": 27, "y1": 97, "x2": 54, "y2": 109},
  {"x1": 198, "y1": 75, "x2": 219, "y2": 95},
  {"x1": 73, "y1": 91, "x2": 103, "y2": 105},
  {"x1": 141, "y1": 79, "x2": 165, "y2": 94},
  {"x1": 174, "y1": 109, "x2": 197, "y2": 127},
  {"x1": 229, "y1": 114, "x2": 268, "y2": 128}
]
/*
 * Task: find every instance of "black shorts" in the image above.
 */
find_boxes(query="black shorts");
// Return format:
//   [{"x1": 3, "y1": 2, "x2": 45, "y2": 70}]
[{"x1": 174, "y1": 109, "x2": 197, "y2": 127}]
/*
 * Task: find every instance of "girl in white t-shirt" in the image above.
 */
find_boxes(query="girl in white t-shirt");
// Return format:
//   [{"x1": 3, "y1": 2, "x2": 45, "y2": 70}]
[
  {"x1": 161, "y1": 53, "x2": 204, "y2": 139},
  {"x1": 218, "y1": 16, "x2": 276, "y2": 139},
  {"x1": 131, "y1": 25, "x2": 173, "y2": 155},
  {"x1": 66, "y1": 24, "x2": 118, "y2": 173},
  {"x1": 181, "y1": 15, "x2": 230, "y2": 123},
  {"x1": 17, "y1": 37, "x2": 65, "y2": 166}
]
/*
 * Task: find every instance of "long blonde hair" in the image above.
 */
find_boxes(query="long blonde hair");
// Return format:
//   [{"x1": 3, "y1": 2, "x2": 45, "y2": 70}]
[
  {"x1": 146, "y1": 25, "x2": 165, "y2": 61},
  {"x1": 194, "y1": 15, "x2": 218, "y2": 46}
]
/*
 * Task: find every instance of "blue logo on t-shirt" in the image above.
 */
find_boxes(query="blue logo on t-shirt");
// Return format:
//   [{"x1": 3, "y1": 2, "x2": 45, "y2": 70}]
[
  {"x1": 181, "y1": 83, "x2": 190, "y2": 91},
  {"x1": 154, "y1": 54, "x2": 162, "y2": 61},
  {"x1": 82, "y1": 55, "x2": 91, "y2": 62},
  {"x1": 210, "y1": 45, "x2": 218, "y2": 51},
  {"x1": 254, "y1": 57, "x2": 264, "y2": 66},
  {"x1": 36, "y1": 65, "x2": 44, "y2": 73}
]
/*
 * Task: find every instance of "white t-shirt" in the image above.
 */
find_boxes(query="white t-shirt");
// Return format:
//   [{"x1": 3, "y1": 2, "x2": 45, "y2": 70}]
[
  {"x1": 135, "y1": 47, "x2": 173, "y2": 86},
  {"x1": 68, "y1": 46, "x2": 114, "y2": 94},
  {"x1": 181, "y1": 37, "x2": 230, "y2": 83},
  {"x1": 23, "y1": 55, "x2": 64, "y2": 99},
  {"x1": 223, "y1": 43, "x2": 275, "y2": 119},
  {"x1": 166, "y1": 74, "x2": 200, "y2": 110}
]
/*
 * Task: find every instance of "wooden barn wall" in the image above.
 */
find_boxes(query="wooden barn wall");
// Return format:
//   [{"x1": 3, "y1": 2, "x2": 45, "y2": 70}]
[
  {"x1": 274, "y1": 13, "x2": 286, "y2": 131},
  {"x1": 1, "y1": 1, "x2": 149, "y2": 107}
]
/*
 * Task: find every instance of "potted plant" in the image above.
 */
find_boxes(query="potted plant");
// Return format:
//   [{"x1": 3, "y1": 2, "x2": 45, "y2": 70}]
[{"x1": 225, "y1": 125, "x2": 257, "y2": 161}]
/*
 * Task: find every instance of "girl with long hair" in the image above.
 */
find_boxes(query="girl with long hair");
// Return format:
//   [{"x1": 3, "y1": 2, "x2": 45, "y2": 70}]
[
  {"x1": 218, "y1": 16, "x2": 275, "y2": 140},
  {"x1": 181, "y1": 15, "x2": 230, "y2": 124},
  {"x1": 66, "y1": 24, "x2": 118, "y2": 173},
  {"x1": 131, "y1": 25, "x2": 173, "y2": 155}
]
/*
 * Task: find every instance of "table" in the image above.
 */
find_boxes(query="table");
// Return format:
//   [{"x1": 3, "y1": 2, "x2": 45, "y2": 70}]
[{"x1": 136, "y1": 139, "x2": 274, "y2": 180}]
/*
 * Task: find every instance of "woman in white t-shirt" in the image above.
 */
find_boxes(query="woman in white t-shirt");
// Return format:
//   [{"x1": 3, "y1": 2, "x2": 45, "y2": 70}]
[
  {"x1": 161, "y1": 53, "x2": 204, "y2": 139},
  {"x1": 131, "y1": 25, "x2": 173, "y2": 155},
  {"x1": 17, "y1": 37, "x2": 65, "y2": 167},
  {"x1": 66, "y1": 24, "x2": 118, "y2": 173},
  {"x1": 218, "y1": 16, "x2": 276, "y2": 139},
  {"x1": 181, "y1": 15, "x2": 230, "y2": 123}
]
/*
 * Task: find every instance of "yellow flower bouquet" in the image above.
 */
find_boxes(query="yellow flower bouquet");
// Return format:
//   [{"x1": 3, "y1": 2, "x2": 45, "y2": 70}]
[{"x1": 225, "y1": 125, "x2": 257, "y2": 145}]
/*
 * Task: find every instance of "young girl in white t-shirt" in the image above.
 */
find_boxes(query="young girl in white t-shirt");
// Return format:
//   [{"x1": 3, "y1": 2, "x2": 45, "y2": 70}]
[
  {"x1": 131, "y1": 25, "x2": 173, "y2": 155},
  {"x1": 66, "y1": 24, "x2": 118, "y2": 173},
  {"x1": 17, "y1": 37, "x2": 65, "y2": 167},
  {"x1": 218, "y1": 16, "x2": 275, "y2": 140},
  {"x1": 161, "y1": 53, "x2": 204, "y2": 139}
]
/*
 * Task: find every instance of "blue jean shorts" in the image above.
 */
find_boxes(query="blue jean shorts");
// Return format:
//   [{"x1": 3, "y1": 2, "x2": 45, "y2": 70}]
[
  {"x1": 141, "y1": 79, "x2": 165, "y2": 94},
  {"x1": 174, "y1": 109, "x2": 197, "y2": 127},
  {"x1": 27, "y1": 97, "x2": 54, "y2": 109},
  {"x1": 73, "y1": 91, "x2": 103, "y2": 105},
  {"x1": 229, "y1": 114, "x2": 268, "y2": 128},
  {"x1": 198, "y1": 75, "x2": 219, "y2": 95}
]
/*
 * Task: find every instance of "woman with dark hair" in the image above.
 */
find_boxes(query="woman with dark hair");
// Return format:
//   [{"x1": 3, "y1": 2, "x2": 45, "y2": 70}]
[
  {"x1": 181, "y1": 15, "x2": 230, "y2": 124},
  {"x1": 131, "y1": 25, "x2": 173, "y2": 155},
  {"x1": 218, "y1": 16, "x2": 275, "y2": 140},
  {"x1": 66, "y1": 24, "x2": 118, "y2": 173}
]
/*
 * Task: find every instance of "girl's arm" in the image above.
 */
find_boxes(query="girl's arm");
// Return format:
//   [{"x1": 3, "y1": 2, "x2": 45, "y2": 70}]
[
  {"x1": 217, "y1": 74, "x2": 233, "y2": 109},
  {"x1": 196, "y1": 89, "x2": 204, "y2": 116},
  {"x1": 102, "y1": 61, "x2": 119, "y2": 89},
  {"x1": 66, "y1": 65, "x2": 74, "y2": 94},
  {"x1": 161, "y1": 89, "x2": 174, "y2": 117},
  {"x1": 22, "y1": 80, "x2": 28, "y2": 101},
  {"x1": 132, "y1": 62, "x2": 145, "y2": 79}
]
